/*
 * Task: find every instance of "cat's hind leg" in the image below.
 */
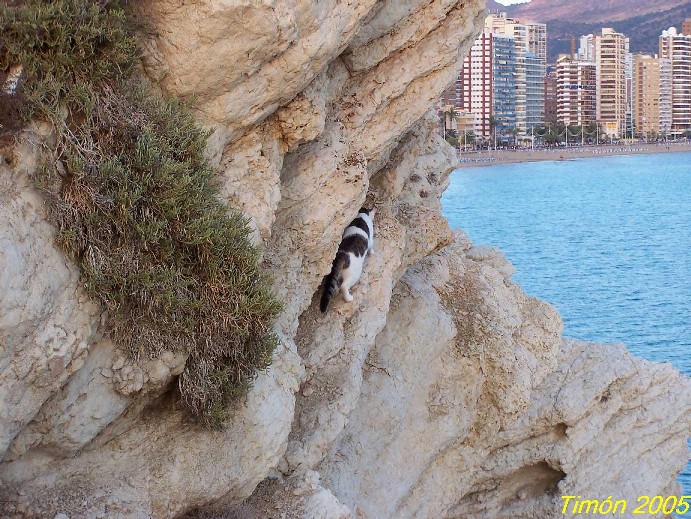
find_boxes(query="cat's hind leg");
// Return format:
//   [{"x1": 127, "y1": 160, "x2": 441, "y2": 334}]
[
  {"x1": 340, "y1": 269, "x2": 357, "y2": 302},
  {"x1": 341, "y1": 285, "x2": 354, "y2": 302},
  {"x1": 340, "y1": 254, "x2": 363, "y2": 303}
]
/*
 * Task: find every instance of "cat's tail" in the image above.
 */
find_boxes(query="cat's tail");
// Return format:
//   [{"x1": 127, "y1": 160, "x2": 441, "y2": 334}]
[{"x1": 320, "y1": 252, "x2": 347, "y2": 313}]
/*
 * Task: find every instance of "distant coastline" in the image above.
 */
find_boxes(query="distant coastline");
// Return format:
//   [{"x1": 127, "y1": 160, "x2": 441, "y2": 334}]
[{"x1": 457, "y1": 142, "x2": 691, "y2": 167}]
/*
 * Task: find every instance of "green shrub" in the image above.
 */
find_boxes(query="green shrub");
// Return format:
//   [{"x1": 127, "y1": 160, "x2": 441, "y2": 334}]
[
  {"x1": 1, "y1": 0, "x2": 281, "y2": 427},
  {"x1": 0, "y1": 0, "x2": 136, "y2": 125}
]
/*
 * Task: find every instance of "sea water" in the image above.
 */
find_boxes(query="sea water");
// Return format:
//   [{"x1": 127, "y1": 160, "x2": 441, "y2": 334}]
[{"x1": 442, "y1": 152, "x2": 691, "y2": 504}]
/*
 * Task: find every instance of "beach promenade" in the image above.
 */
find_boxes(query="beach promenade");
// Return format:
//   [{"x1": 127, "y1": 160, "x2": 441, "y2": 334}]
[{"x1": 458, "y1": 141, "x2": 691, "y2": 167}]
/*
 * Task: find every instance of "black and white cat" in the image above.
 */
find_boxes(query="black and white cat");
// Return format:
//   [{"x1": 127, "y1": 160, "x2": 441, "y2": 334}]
[{"x1": 320, "y1": 207, "x2": 376, "y2": 313}]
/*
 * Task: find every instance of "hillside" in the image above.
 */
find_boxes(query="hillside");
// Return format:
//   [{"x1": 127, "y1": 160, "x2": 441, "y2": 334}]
[
  {"x1": 547, "y1": 4, "x2": 691, "y2": 62},
  {"x1": 489, "y1": 0, "x2": 691, "y2": 62},
  {"x1": 491, "y1": 0, "x2": 688, "y2": 23}
]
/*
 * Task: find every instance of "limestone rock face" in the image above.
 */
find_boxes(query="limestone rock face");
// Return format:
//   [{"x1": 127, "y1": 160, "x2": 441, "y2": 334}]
[
  {"x1": 1, "y1": 1, "x2": 689, "y2": 518},
  {"x1": 0, "y1": 133, "x2": 102, "y2": 460},
  {"x1": 319, "y1": 237, "x2": 690, "y2": 518}
]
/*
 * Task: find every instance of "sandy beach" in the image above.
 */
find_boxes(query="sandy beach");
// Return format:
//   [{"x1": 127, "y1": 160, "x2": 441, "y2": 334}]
[{"x1": 457, "y1": 141, "x2": 691, "y2": 167}]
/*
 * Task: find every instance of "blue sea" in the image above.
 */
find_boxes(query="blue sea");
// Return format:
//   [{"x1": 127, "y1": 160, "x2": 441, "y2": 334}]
[{"x1": 442, "y1": 152, "x2": 691, "y2": 505}]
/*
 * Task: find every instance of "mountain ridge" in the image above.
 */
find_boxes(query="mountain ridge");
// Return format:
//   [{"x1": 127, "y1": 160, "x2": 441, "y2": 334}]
[
  {"x1": 488, "y1": 0, "x2": 691, "y2": 62},
  {"x1": 489, "y1": 0, "x2": 689, "y2": 23}
]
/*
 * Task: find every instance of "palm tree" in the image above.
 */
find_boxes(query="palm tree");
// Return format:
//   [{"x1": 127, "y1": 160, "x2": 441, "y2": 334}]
[
  {"x1": 565, "y1": 124, "x2": 580, "y2": 146},
  {"x1": 439, "y1": 107, "x2": 458, "y2": 142},
  {"x1": 445, "y1": 129, "x2": 459, "y2": 148},
  {"x1": 488, "y1": 116, "x2": 499, "y2": 135},
  {"x1": 507, "y1": 127, "x2": 520, "y2": 148},
  {"x1": 539, "y1": 123, "x2": 560, "y2": 146},
  {"x1": 446, "y1": 108, "x2": 458, "y2": 124},
  {"x1": 488, "y1": 116, "x2": 500, "y2": 149},
  {"x1": 446, "y1": 108, "x2": 458, "y2": 137},
  {"x1": 463, "y1": 130, "x2": 476, "y2": 149}
]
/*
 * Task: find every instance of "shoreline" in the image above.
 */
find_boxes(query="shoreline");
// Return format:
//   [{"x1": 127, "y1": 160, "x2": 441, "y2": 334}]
[{"x1": 457, "y1": 142, "x2": 691, "y2": 167}]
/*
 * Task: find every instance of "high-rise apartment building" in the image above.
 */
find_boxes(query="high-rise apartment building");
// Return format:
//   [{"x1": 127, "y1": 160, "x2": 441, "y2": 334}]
[
  {"x1": 457, "y1": 32, "x2": 491, "y2": 138},
  {"x1": 527, "y1": 23, "x2": 547, "y2": 62},
  {"x1": 625, "y1": 46, "x2": 634, "y2": 137},
  {"x1": 512, "y1": 26, "x2": 528, "y2": 133},
  {"x1": 457, "y1": 32, "x2": 493, "y2": 139},
  {"x1": 447, "y1": 12, "x2": 546, "y2": 142},
  {"x1": 557, "y1": 57, "x2": 579, "y2": 125},
  {"x1": 632, "y1": 55, "x2": 672, "y2": 136},
  {"x1": 525, "y1": 52, "x2": 546, "y2": 129},
  {"x1": 683, "y1": 19, "x2": 691, "y2": 36},
  {"x1": 457, "y1": 28, "x2": 518, "y2": 140},
  {"x1": 484, "y1": 11, "x2": 515, "y2": 37},
  {"x1": 485, "y1": 13, "x2": 546, "y2": 133},
  {"x1": 578, "y1": 35, "x2": 596, "y2": 62},
  {"x1": 440, "y1": 81, "x2": 458, "y2": 109},
  {"x1": 556, "y1": 56, "x2": 597, "y2": 127},
  {"x1": 595, "y1": 28, "x2": 628, "y2": 137},
  {"x1": 544, "y1": 70, "x2": 558, "y2": 124},
  {"x1": 486, "y1": 13, "x2": 527, "y2": 132},
  {"x1": 659, "y1": 27, "x2": 691, "y2": 136},
  {"x1": 492, "y1": 34, "x2": 518, "y2": 134},
  {"x1": 659, "y1": 58, "x2": 673, "y2": 136}
]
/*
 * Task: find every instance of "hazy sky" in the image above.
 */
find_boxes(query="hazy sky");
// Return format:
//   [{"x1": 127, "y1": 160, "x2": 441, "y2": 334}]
[{"x1": 495, "y1": 0, "x2": 531, "y2": 4}]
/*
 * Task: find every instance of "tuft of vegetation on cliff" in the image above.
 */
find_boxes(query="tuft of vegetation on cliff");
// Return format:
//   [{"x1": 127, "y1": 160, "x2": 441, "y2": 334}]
[{"x1": 0, "y1": 0, "x2": 281, "y2": 427}]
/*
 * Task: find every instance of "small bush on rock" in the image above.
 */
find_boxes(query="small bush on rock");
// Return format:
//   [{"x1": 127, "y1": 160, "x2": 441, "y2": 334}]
[{"x1": 1, "y1": 0, "x2": 281, "y2": 427}]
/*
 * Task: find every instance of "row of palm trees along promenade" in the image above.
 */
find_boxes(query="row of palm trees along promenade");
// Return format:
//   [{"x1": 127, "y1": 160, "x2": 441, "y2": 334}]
[{"x1": 442, "y1": 107, "x2": 691, "y2": 152}]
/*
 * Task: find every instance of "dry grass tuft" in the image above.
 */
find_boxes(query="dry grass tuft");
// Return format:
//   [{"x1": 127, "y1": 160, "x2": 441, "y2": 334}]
[{"x1": 1, "y1": 0, "x2": 281, "y2": 427}]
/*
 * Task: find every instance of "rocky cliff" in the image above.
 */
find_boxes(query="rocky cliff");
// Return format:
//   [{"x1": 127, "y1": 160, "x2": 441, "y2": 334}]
[{"x1": 1, "y1": 1, "x2": 689, "y2": 518}]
